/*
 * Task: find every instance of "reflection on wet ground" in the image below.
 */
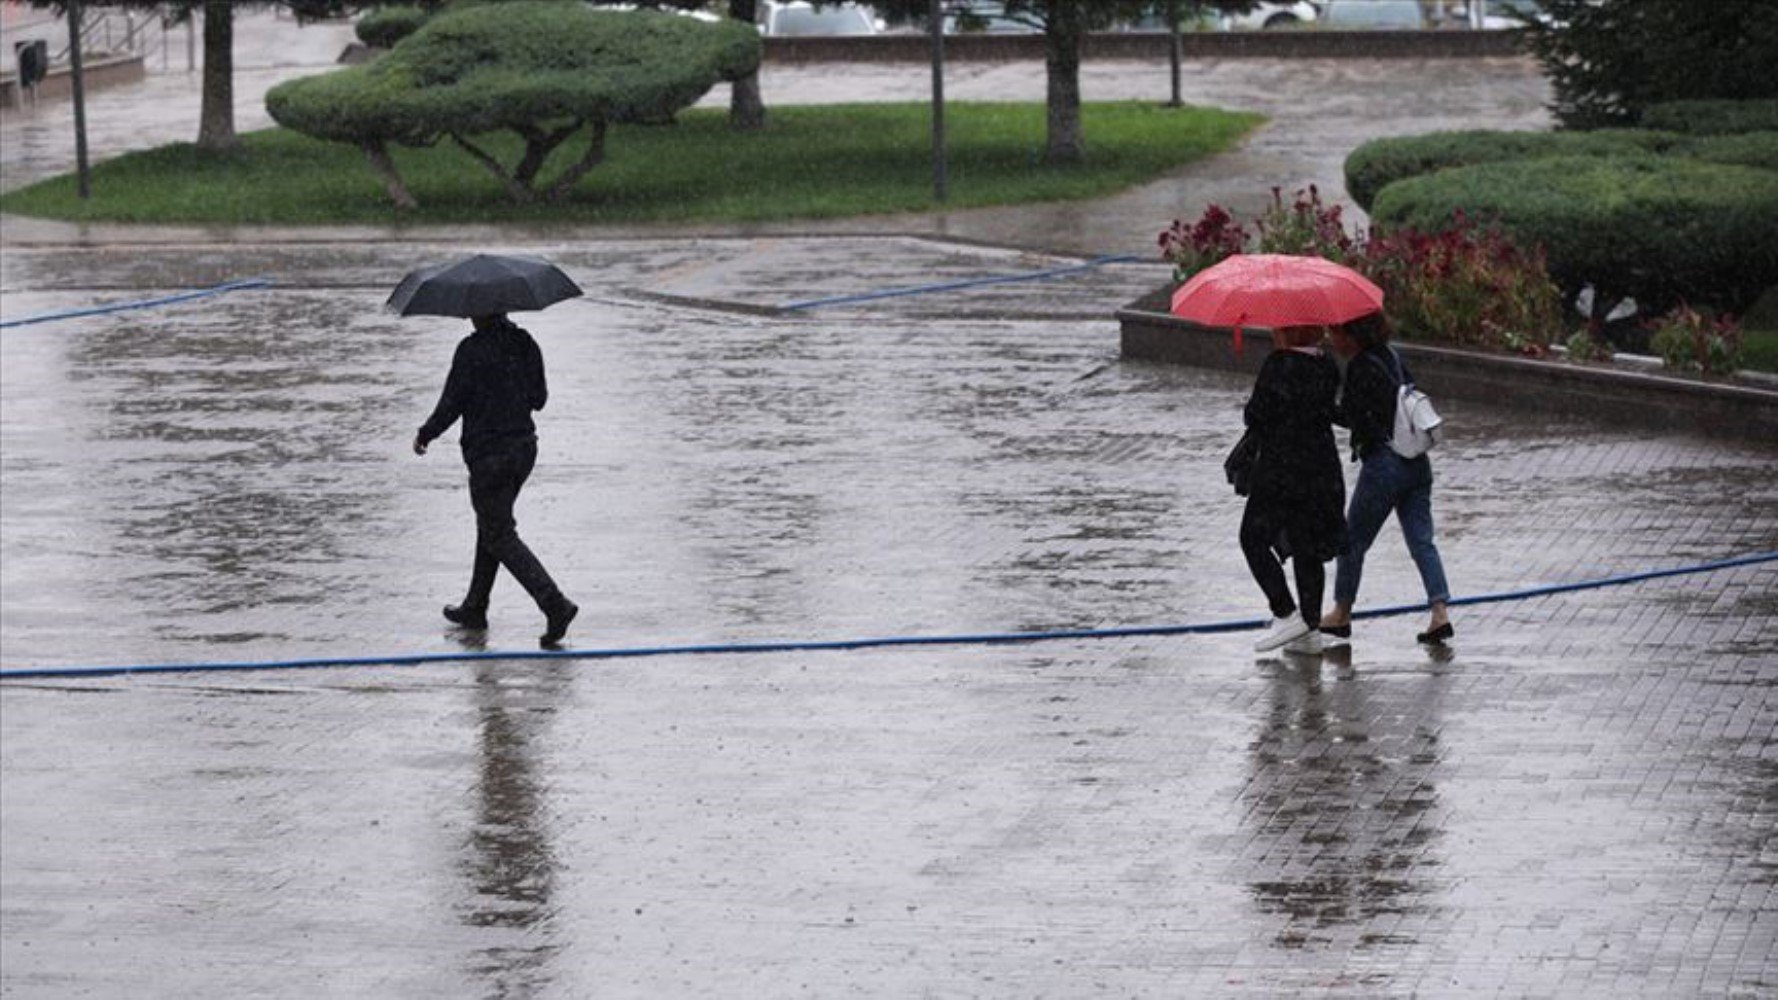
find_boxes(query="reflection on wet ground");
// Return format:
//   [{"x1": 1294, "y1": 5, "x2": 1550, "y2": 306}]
[{"x1": 3, "y1": 239, "x2": 1775, "y2": 996}]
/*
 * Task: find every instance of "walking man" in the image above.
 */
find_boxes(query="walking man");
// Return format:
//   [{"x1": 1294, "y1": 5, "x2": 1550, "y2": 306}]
[{"x1": 414, "y1": 313, "x2": 578, "y2": 647}]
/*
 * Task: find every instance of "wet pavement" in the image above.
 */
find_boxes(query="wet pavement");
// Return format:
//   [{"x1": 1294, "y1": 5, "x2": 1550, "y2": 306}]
[
  {"x1": 4, "y1": 235, "x2": 1776, "y2": 998},
  {"x1": 3, "y1": 19, "x2": 1777, "y2": 1000}
]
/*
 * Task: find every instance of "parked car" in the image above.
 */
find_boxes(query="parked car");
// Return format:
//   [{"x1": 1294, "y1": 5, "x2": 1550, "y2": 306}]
[
  {"x1": 759, "y1": 1, "x2": 884, "y2": 36},
  {"x1": 1319, "y1": 0, "x2": 1439, "y2": 29},
  {"x1": 1217, "y1": 1, "x2": 1321, "y2": 31},
  {"x1": 942, "y1": 2, "x2": 1042, "y2": 34}
]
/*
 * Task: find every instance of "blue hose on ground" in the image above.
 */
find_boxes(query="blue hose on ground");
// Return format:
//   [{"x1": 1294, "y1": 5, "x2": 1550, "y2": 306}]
[
  {"x1": 1, "y1": 552, "x2": 1772, "y2": 681},
  {"x1": 0, "y1": 278, "x2": 275, "y2": 329},
  {"x1": 780, "y1": 255, "x2": 1143, "y2": 311}
]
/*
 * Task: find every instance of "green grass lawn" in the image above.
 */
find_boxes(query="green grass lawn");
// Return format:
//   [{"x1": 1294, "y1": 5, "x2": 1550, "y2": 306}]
[{"x1": 0, "y1": 101, "x2": 1261, "y2": 225}]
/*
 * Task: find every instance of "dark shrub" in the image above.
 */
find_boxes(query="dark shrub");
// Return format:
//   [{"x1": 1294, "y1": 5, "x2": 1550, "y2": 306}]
[
  {"x1": 1371, "y1": 156, "x2": 1778, "y2": 320},
  {"x1": 1641, "y1": 99, "x2": 1778, "y2": 136},
  {"x1": 1520, "y1": 0, "x2": 1778, "y2": 130}
]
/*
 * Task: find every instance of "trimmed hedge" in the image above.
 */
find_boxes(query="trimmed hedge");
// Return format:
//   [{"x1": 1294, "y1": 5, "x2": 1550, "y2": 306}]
[
  {"x1": 354, "y1": 5, "x2": 432, "y2": 49},
  {"x1": 1690, "y1": 132, "x2": 1778, "y2": 173},
  {"x1": 1641, "y1": 99, "x2": 1778, "y2": 135},
  {"x1": 268, "y1": 2, "x2": 760, "y2": 204},
  {"x1": 1370, "y1": 156, "x2": 1778, "y2": 316},
  {"x1": 1345, "y1": 129, "x2": 1692, "y2": 211},
  {"x1": 270, "y1": 3, "x2": 759, "y2": 146}
]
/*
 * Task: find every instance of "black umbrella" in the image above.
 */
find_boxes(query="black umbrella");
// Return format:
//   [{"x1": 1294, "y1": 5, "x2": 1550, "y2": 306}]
[{"x1": 386, "y1": 253, "x2": 583, "y2": 318}]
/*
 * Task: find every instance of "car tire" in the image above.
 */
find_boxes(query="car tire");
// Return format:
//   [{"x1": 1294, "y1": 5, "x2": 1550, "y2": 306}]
[{"x1": 1262, "y1": 13, "x2": 1301, "y2": 28}]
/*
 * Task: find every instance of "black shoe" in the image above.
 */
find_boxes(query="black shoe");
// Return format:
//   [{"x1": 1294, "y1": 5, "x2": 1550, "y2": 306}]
[
  {"x1": 1320, "y1": 624, "x2": 1352, "y2": 639},
  {"x1": 443, "y1": 604, "x2": 488, "y2": 630},
  {"x1": 1416, "y1": 622, "x2": 1455, "y2": 645},
  {"x1": 540, "y1": 597, "x2": 578, "y2": 648}
]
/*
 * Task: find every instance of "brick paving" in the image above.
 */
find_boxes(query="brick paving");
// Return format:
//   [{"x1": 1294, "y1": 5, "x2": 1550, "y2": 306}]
[{"x1": 3, "y1": 236, "x2": 1776, "y2": 998}]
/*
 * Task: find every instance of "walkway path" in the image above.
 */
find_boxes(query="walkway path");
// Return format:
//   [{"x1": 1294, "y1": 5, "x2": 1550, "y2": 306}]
[{"x1": 4, "y1": 18, "x2": 1775, "y2": 1000}]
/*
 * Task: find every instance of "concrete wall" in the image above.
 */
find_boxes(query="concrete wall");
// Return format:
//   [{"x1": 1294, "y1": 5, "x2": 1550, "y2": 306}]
[
  {"x1": 0, "y1": 53, "x2": 145, "y2": 109},
  {"x1": 1118, "y1": 301, "x2": 1778, "y2": 445}
]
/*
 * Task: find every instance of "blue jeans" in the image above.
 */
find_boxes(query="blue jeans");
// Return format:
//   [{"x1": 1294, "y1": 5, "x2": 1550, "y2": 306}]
[{"x1": 1334, "y1": 449, "x2": 1450, "y2": 607}]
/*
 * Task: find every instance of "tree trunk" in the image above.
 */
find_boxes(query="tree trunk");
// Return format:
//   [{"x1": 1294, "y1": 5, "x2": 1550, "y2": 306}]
[
  {"x1": 361, "y1": 141, "x2": 417, "y2": 209},
  {"x1": 544, "y1": 120, "x2": 608, "y2": 200},
  {"x1": 1042, "y1": 1, "x2": 1085, "y2": 164},
  {"x1": 196, "y1": 0, "x2": 236, "y2": 151},
  {"x1": 728, "y1": 0, "x2": 766, "y2": 130},
  {"x1": 451, "y1": 134, "x2": 533, "y2": 203}
]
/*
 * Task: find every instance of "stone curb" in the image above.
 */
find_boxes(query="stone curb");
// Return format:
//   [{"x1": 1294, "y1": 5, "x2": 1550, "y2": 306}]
[{"x1": 1118, "y1": 298, "x2": 1778, "y2": 445}]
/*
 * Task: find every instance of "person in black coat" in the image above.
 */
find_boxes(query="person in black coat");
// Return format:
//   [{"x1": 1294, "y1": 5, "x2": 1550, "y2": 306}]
[
  {"x1": 1241, "y1": 324, "x2": 1348, "y2": 654},
  {"x1": 414, "y1": 313, "x2": 578, "y2": 648},
  {"x1": 1319, "y1": 311, "x2": 1453, "y2": 645}
]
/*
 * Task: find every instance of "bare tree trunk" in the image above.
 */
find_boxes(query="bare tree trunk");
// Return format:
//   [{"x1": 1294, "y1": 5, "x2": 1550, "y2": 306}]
[
  {"x1": 196, "y1": 0, "x2": 235, "y2": 151},
  {"x1": 512, "y1": 123, "x2": 580, "y2": 187},
  {"x1": 361, "y1": 141, "x2": 417, "y2": 209},
  {"x1": 728, "y1": 0, "x2": 766, "y2": 130},
  {"x1": 1043, "y1": 0, "x2": 1085, "y2": 164}
]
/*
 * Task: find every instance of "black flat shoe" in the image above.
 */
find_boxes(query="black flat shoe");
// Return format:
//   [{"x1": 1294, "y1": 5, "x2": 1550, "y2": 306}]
[
  {"x1": 443, "y1": 604, "x2": 488, "y2": 630},
  {"x1": 540, "y1": 598, "x2": 578, "y2": 648},
  {"x1": 1416, "y1": 622, "x2": 1455, "y2": 645},
  {"x1": 1320, "y1": 624, "x2": 1352, "y2": 639}
]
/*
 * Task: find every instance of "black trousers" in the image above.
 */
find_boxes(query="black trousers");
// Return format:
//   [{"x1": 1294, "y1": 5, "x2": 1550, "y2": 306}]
[
  {"x1": 1240, "y1": 504, "x2": 1323, "y2": 628},
  {"x1": 462, "y1": 442, "x2": 560, "y2": 612}
]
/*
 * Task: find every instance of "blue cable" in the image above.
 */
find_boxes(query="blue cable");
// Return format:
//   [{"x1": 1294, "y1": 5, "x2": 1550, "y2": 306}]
[
  {"x1": 0, "y1": 278, "x2": 274, "y2": 329},
  {"x1": 779, "y1": 254, "x2": 1143, "y2": 311},
  {"x1": 2, "y1": 552, "x2": 1771, "y2": 681}
]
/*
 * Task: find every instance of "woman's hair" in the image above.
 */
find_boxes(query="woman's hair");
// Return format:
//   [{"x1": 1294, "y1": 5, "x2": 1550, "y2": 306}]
[{"x1": 1341, "y1": 311, "x2": 1390, "y2": 350}]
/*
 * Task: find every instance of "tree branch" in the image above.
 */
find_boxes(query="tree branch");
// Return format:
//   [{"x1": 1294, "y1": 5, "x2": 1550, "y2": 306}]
[
  {"x1": 544, "y1": 120, "x2": 608, "y2": 201},
  {"x1": 360, "y1": 140, "x2": 417, "y2": 209},
  {"x1": 451, "y1": 132, "x2": 531, "y2": 203}
]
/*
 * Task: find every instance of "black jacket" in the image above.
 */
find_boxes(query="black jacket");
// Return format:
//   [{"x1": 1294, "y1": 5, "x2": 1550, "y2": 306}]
[
  {"x1": 1243, "y1": 347, "x2": 1347, "y2": 561},
  {"x1": 1336, "y1": 345, "x2": 1406, "y2": 461},
  {"x1": 417, "y1": 318, "x2": 548, "y2": 463}
]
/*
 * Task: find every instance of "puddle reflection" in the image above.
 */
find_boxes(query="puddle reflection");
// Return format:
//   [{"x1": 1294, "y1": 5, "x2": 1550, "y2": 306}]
[
  {"x1": 1244, "y1": 658, "x2": 1448, "y2": 951},
  {"x1": 458, "y1": 662, "x2": 569, "y2": 996}
]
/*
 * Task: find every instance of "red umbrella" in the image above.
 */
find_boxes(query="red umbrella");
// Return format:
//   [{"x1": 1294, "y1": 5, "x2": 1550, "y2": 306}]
[{"x1": 1169, "y1": 253, "x2": 1384, "y2": 353}]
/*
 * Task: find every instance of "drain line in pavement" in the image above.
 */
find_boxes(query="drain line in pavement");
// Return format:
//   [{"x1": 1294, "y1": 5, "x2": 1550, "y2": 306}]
[
  {"x1": 0, "y1": 278, "x2": 275, "y2": 328},
  {"x1": 2, "y1": 551, "x2": 1773, "y2": 681},
  {"x1": 779, "y1": 255, "x2": 1142, "y2": 311}
]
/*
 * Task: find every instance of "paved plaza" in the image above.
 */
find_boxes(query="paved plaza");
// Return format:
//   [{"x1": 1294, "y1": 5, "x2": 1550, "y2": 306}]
[{"x1": 2, "y1": 15, "x2": 1776, "y2": 1000}]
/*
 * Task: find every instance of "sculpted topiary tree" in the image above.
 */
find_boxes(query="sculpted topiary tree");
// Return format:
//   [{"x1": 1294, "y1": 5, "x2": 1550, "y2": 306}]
[{"x1": 266, "y1": 2, "x2": 760, "y2": 207}]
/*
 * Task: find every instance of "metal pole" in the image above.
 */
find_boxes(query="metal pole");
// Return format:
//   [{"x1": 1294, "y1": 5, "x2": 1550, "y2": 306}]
[
  {"x1": 930, "y1": 0, "x2": 946, "y2": 203},
  {"x1": 66, "y1": 0, "x2": 91, "y2": 199}
]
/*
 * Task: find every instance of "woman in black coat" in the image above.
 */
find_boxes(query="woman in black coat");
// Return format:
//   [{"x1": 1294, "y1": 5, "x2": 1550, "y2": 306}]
[{"x1": 1241, "y1": 324, "x2": 1348, "y2": 654}]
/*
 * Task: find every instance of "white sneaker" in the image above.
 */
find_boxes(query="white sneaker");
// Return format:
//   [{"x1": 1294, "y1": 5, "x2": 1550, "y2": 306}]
[
  {"x1": 1283, "y1": 630, "x2": 1325, "y2": 655},
  {"x1": 1254, "y1": 612, "x2": 1311, "y2": 652}
]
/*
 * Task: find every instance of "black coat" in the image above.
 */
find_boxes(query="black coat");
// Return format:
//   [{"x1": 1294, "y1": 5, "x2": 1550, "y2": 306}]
[
  {"x1": 417, "y1": 318, "x2": 548, "y2": 463},
  {"x1": 1242, "y1": 347, "x2": 1347, "y2": 562}
]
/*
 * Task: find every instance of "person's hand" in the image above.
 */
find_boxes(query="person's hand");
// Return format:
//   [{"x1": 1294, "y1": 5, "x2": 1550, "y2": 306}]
[{"x1": 413, "y1": 435, "x2": 428, "y2": 456}]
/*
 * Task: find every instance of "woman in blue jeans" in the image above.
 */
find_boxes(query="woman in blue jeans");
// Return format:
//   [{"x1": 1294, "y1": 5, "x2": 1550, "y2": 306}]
[{"x1": 1320, "y1": 312, "x2": 1453, "y2": 645}]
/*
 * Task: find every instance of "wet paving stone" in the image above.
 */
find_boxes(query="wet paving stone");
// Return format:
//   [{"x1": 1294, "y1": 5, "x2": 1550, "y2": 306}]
[{"x1": 3, "y1": 238, "x2": 1775, "y2": 997}]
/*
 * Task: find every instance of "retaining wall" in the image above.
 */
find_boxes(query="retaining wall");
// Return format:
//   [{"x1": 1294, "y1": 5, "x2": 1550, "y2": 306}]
[
  {"x1": 1118, "y1": 295, "x2": 1778, "y2": 445},
  {"x1": 765, "y1": 28, "x2": 1526, "y2": 64}
]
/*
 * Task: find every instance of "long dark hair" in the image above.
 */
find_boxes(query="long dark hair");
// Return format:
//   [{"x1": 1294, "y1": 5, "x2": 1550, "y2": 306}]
[{"x1": 1342, "y1": 311, "x2": 1391, "y2": 351}]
